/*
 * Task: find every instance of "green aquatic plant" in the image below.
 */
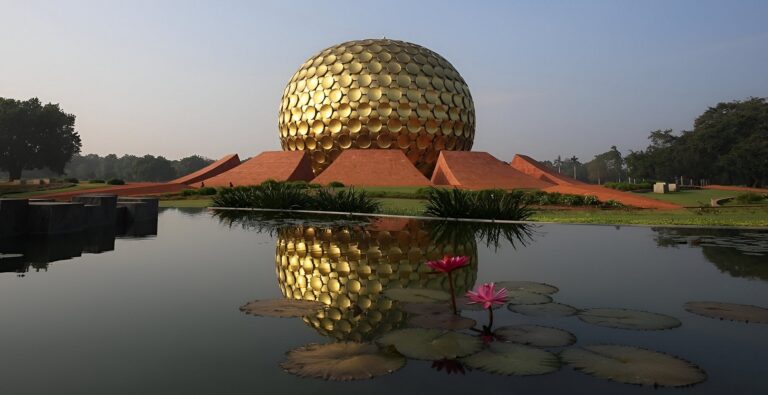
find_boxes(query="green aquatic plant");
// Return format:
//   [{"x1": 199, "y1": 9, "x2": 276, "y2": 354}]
[
  {"x1": 424, "y1": 187, "x2": 533, "y2": 220},
  {"x1": 281, "y1": 342, "x2": 405, "y2": 381},
  {"x1": 311, "y1": 187, "x2": 381, "y2": 213},
  {"x1": 561, "y1": 345, "x2": 707, "y2": 387}
]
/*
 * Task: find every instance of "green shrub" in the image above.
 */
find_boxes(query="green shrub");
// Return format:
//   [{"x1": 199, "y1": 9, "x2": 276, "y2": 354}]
[
  {"x1": 181, "y1": 189, "x2": 197, "y2": 196},
  {"x1": 328, "y1": 181, "x2": 345, "y2": 188},
  {"x1": 311, "y1": 187, "x2": 381, "y2": 213},
  {"x1": 424, "y1": 187, "x2": 532, "y2": 220},
  {"x1": 735, "y1": 192, "x2": 766, "y2": 204},
  {"x1": 604, "y1": 182, "x2": 654, "y2": 191},
  {"x1": 212, "y1": 183, "x2": 311, "y2": 209},
  {"x1": 601, "y1": 199, "x2": 625, "y2": 208},
  {"x1": 107, "y1": 178, "x2": 125, "y2": 185},
  {"x1": 64, "y1": 177, "x2": 79, "y2": 184},
  {"x1": 583, "y1": 195, "x2": 600, "y2": 206},
  {"x1": 198, "y1": 187, "x2": 217, "y2": 196},
  {"x1": 89, "y1": 179, "x2": 105, "y2": 184}
]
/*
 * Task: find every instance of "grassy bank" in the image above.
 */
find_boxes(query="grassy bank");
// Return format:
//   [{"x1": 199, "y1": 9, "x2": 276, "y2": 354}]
[
  {"x1": 530, "y1": 206, "x2": 768, "y2": 227},
  {"x1": 159, "y1": 197, "x2": 768, "y2": 227},
  {"x1": 0, "y1": 183, "x2": 110, "y2": 198}
]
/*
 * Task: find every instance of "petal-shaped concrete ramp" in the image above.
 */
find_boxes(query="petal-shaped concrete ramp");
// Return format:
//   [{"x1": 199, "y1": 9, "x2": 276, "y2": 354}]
[
  {"x1": 431, "y1": 151, "x2": 554, "y2": 190},
  {"x1": 311, "y1": 150, "x2": 432, "y2": 187},
  {"x1": 201, "y1": 151, "x2": 314, "y2": 187}
]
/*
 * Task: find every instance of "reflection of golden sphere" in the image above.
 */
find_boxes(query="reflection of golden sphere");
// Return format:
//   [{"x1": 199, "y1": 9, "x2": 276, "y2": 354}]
[
  {"x1": 278, "y1": 39, "x2": 476, "y2": 176},
  {"x1": 275, "y1": 219, "x2": 477, "y2": 341}
]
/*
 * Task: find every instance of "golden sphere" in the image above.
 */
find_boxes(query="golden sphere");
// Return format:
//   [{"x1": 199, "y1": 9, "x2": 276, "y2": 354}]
[{"x1": 279, "y1": 39, "x2": 476, "y2": 176}]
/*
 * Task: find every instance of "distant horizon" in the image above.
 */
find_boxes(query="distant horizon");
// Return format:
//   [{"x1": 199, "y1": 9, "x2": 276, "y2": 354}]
[{"x1": 2, "y1": 0, "x2": 766, "y2": 162}]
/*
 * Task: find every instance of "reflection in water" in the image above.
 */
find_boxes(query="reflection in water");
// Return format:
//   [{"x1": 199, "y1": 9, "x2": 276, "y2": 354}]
[
  {"x1": 275, "y1": 218, "x2": 480, "y2": 341},
  {"x1": 653, "y1": 228, "x2": 768, "y2": 281},
  {"x1": 0, "y1": 219, "x2": 158, "y2": 275},
  {"x1": 213, "y1": 211, "x2": 535, "y2": 341}
]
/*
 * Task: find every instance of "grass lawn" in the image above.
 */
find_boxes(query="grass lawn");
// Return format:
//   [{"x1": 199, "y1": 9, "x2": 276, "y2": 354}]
[
  {"x1": 635, "y1": 189, "x2": 765, "y2": 207},
  {"x1": 531, "y1": 206, "x2": 768, "y2": 227},
  {"x1": 159, "y1": 199, "x2": 212, "y2": 208},
  {"x1": 157, "y1": 195, "x2": 768, "y2": 227},
  {"x1": 1, "y1": 183, "x2": 110, "y2": 198},
  {"x1": 377, "y1": 198, "x2": 427, "y2": 216}
]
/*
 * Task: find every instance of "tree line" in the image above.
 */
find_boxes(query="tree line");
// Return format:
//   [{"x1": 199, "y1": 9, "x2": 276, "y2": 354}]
[
  {"x1": 541, "y1": 97, "x2": 767, "y2": 188},
  {"x1": 1, "y1": 153, "x2": 214, "y2": 182}
]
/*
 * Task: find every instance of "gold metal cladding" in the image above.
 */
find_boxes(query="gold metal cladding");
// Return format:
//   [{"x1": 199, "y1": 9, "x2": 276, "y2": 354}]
[
  {"x1": 357, "y1": 102, "x2": 372, "y2": 117},
  {"x1": 338, "y1": 103, "x2": 352, "y2": 118},
  {"x1": 376, "y1": 102, "x2": 392, "y2": 117},
  {"x1": 279, "y1": 39, "x2": 475, "y2": 176}
]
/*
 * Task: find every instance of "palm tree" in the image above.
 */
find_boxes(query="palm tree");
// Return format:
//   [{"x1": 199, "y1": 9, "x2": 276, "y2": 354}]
[{"x1": 569, "y1": 156, "x2": 579, "y2": 179}]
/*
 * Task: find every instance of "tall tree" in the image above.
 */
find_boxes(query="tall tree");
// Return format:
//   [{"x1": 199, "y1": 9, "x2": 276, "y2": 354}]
[{"x1": 0, "y1": 97, "x2": 81, "y2": 181}]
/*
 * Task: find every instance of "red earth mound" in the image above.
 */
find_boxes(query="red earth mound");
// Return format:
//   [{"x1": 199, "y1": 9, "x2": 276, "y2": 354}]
[
  {"x1": 201, "y1": 151, "x2": 314, "y2": 187},
  {"x1": 431, "y1": 151, "x2": 554, "y2": 190},
  {"x1": 36, "y1": 183, "x2": 191, "y2": 201},
  {"x1": 704, "y1": 185, "x2": 768, "y2": 193},
  {"x1": 170, "y1": 154, "x2": 241, "y2": 186},
  {"x1": 510, "y1": 154, "x2": 587, "y2": 186},
  {"x1": 311, "y1": 149, "x2": 432, "y2": 187}
]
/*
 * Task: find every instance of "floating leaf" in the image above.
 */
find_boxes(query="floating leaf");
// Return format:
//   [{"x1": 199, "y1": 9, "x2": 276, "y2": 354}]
[
  {"x1": 496, "y1": 325, "x2": 576, "y2": 347},
  {"x1": 400, "y1": 302, "x2": 452, "y2": 315},
  {"x1": 684, "y1": 301, "x2": 768, "y2": 324},
  {"x1": 408, "y1": 314, "x2": 476, "y2": 330},
  {"x1": 378, "y1": 328, "x2": 482, "y2": 360},
  {"x1": 496, "y1": 281, "x2": 559, "y2": 295},
  {"x1": 239, "y1": 299, "x2": 323, "y2": 318},
  {"x1": 462, "y1": 342, "x2": 560, "y2": 376},
  {"x1": 0, "y1": 253, "x2": 24, "y2": 260},
  {"x1": 281, "y1": 342, "x2": 405, "y2": 381},
  {"x1": 506, "y1": 290, "x2": 552, "y2": 305},
  {"x1": 508, "y1": 302, "x2": 578, "y2": 317},
  {"x1": 383, "y1": 288, "x2": 450, "y2": 304},
  {"x1": 578, "y1": 308, "x2": 681, "y2": 330},
  {"x1": 561, "y1": 345, "x2": 706, "y2": 387}
]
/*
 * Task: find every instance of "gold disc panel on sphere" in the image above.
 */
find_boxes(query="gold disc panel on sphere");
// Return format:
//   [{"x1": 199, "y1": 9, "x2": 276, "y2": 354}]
[{"x1": 278, "y1": 38, "x2": 476, "y2": 176}]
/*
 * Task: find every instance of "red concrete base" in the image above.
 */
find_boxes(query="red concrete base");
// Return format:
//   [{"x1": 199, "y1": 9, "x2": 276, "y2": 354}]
[
  {"x1": 170, "y1": 154, "x2": 241, "y2": 186},
  {"x1": 431, "y1": 151, "x2": 554, "y2": 190},
  {"x1": 311, "y1": 149, "x2": 432, "y2": 187},
  {"x1": 201, "y1": 151, "x2": 314, "y2": 187}
]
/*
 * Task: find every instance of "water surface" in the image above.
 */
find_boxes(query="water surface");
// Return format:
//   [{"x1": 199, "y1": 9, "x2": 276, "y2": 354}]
[{"x1": 1, "y1": 208, "x2": 766, "y2": 394}]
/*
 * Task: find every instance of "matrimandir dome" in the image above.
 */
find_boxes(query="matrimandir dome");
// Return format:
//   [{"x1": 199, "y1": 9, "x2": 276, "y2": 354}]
[{"x1": 278, "y1": 39, "x2": 476, "y2": 176}]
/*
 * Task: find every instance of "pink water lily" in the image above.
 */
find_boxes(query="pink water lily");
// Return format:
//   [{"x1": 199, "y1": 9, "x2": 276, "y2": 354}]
[
  {"x1": 465, "y1": 283, "x2": 509, "y2": 310},
  {"x1": 426, "y1": 255, "x2": 470, "y2": 315},
  {"x1": 426, "y1": 255, "x2": 470, "y2": 273}
]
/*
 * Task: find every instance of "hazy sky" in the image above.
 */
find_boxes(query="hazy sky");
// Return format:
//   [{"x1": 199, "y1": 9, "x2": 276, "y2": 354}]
[{"x1": 2, "y1": 0, "x2": 767, "y2": 162}]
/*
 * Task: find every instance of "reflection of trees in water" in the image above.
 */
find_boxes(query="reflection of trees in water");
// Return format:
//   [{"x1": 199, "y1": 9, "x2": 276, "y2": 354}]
[
  {"x1": 0, "y1": 219, "x2": 157, "y2": 275},
  {"x1": 652, "y1": 228, "x2": 768, "y2": 281},
  {"x1": 215, "y1": 211, "x2": 535, "y2": 341}
]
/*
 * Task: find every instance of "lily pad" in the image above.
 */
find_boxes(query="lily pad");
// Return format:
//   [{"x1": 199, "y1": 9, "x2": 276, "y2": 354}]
[
  {"x1": 378, "y1": 328, "x2": 482, "y2": 360},
  {"x1": 239, "y1": 299, "x2": 324, "y2": 318},
  {"x1": 578, "y1": 308, "x2": 681, "y2": 330},
  {"x1": 496, "y1": 325, "x2": 576, "y2": 347},
  {"x1": 462, "y1": 342, "x2": 560, "y2": 376},
  {"x1": 506, "y1": 290, "x2": 553, "y2": 305},
  {"x1": 408, "y1": 313, "x2": 476, "y2": 330},
  {"x1": 684, "y1": 301, "x2": 768, "y2": 324},
  {"x1": 400, "y1": 302, "x2": 452, "y2": 315},
  {"x1": 282, "y1": 342, "x2": 405, "y2": 381},
  {"x1": 561, "y1": 345, "x2": 706, "y2": 387},
  {"x1": 496, "y1": 281, "x2": 559, "y2": 295},
  {"x1": 508, "y1": 302, "x2": 579, "y2": 317},
  {"x1": 383, "y1": 288, "x2": 450, "y2": 304}
]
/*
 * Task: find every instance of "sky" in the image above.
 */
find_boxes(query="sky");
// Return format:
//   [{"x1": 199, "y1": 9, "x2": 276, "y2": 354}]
[{"x1": 1, "y1": 0, "x2": 767, "y2": 162}]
